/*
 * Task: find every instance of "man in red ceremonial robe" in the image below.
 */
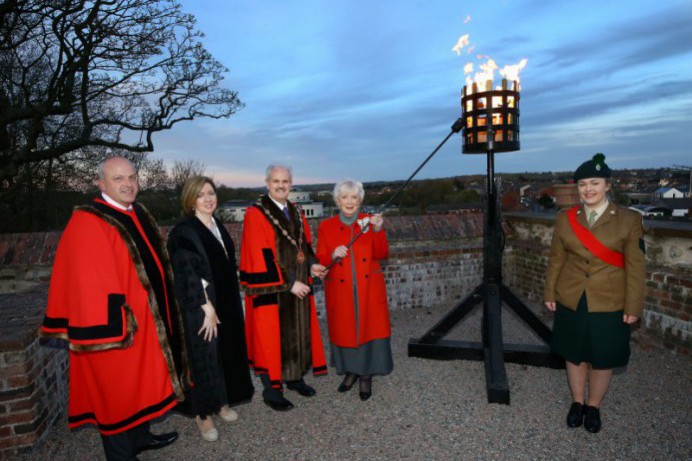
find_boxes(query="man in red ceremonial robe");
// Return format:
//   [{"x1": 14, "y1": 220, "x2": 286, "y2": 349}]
[
  {"x1": 40, "y1": 157, "x2": 189, "y2": 461},
  {"x1": 239, "y1": 164, "x2": 328, "y2": 411}
]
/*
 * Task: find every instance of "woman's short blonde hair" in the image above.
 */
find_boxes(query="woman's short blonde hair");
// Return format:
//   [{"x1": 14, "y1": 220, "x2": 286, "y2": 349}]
[
  {"x1": 181, "y1": 176, "x2": 216, "y2": 216},
  {"x1": 333, "y1": 179, "x2": 365, "y2": 204}
]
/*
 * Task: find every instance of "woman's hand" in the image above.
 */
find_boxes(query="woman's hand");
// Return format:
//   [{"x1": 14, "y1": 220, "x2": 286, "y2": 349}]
[
  {"x1": 544, "y1": 301, "x2": 556, "y2": 312},
  {"x1": 623, "y1": 314, "x2": 639, "y2": 324},
  {"x1": 332, "y1": 245, "x2": 348, "y2": 260},
  {"x1": 199, "y1": 302, "x2": 220, "y2": 342},
  {"x1": 371, "y1": 213, "x2": 384, "y2": 232}
]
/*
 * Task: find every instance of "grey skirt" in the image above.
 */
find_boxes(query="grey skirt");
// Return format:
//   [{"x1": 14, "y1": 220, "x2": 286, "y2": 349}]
[{"x1": 330, "y1": 338, "x2": 393, "y2": 376}]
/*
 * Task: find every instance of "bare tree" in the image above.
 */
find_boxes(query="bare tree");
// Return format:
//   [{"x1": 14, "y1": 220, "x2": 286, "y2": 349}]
[
  {"x1": 0, "y1": 0, "x2": 243, "y2": 180},
  {"x1": 170, "y1": 157, "x2": 206, "y2": 191}
]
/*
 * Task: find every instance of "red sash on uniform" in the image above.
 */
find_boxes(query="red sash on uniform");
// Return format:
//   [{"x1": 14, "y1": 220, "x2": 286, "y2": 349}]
[{"x1": 567, "y1": 205, "x2": 625, "y2": 269}]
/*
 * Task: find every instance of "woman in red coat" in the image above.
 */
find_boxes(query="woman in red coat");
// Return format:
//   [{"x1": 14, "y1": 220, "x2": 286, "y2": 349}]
[{"x1": 317, "y1": 179, "x2": 393, "y2": 400}]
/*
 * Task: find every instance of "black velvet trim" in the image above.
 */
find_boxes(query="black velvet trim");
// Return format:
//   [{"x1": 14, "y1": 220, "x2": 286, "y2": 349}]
[
  {"x1": 42, "y1": 315, "x2": 68, "y2": 330},
  {"x1": 313, "y1": 365, "x2": 328, "y2": 374},
  {"x1": 252, "y1": 293, "x2": 278, "y2": 308},
  {"x1": 70, "y1": 294, "x2": 126, "y2": 340},
  {"x1": 68, "y1": 392, "x2": 177, "y2": 432},
  {"x1": 239, "y1": 248, "x2": 281, "y2": 285},
  {"x1": 43, "y1": 294, "x2": 126, "y2": 340}
]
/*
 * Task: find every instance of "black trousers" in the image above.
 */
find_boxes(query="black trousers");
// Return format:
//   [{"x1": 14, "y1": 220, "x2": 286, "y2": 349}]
[{"x1": 100, "y1": 422, "x2": 151, "y2": 461}]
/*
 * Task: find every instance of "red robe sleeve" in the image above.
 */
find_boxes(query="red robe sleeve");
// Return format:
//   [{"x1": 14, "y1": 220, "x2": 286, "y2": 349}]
[
  {"x1": 239, "y1": 205, "x2": 288, "y2": 294},
  {"x1": 40, "y1": 210, "x2": 137, "y2": 351}
]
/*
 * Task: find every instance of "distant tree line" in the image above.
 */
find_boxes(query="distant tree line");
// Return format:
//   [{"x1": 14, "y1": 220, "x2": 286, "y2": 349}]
[{"x1": 362, "y1": 178, "x2": 481, "y2": 214}]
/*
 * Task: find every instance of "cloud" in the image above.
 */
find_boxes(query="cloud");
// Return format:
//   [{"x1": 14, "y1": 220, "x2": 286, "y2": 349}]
[{"x1": 164, "y1": 0, "x2": 692, "y2": 184}]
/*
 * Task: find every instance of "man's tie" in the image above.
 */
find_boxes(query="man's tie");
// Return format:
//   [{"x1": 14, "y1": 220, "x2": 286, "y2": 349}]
[
  {"x1": 283, "y1": 206, "x2": 291, "y2": 221},
  {"x1": 588, "y1": 210, "x2": 597, "y2": 228}
]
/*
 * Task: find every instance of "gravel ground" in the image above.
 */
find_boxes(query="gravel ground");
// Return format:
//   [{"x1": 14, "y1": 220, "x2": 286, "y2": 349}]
[{"x1": 8, "y1": 303, "x2": 691, "y2": 461}]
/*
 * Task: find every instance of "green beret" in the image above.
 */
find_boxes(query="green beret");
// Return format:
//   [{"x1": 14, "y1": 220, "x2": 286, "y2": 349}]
[{"x1": 573, "y1": 153, "x2": 611, "y2": 181}]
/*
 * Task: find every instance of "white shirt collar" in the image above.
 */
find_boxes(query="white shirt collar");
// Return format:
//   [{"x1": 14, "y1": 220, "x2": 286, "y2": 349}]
[
  {"x1": 101, "y1": 193, "x2": 133, "y2": 211},
  {"x1": 268, "y1": 195, "x2": 288, "y2": 210}
]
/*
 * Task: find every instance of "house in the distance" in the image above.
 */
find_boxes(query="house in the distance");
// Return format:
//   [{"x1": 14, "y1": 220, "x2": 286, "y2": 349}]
[
  {"x1": 289, "y1": 190, "x2": 324, "y2": 218},
  {"x1": 654, "y1": 187, "x2": 685, "y2": 199},
  {"x1": 218, "y1": 191, "x2": 325, "y2": 222},
  {"x1": 218, "y1": 199, "x2": 255, "y2": 222}
]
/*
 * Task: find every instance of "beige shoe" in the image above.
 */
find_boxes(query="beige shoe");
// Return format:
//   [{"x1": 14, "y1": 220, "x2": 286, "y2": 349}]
[
  {"x1": 196, "y1": 416, "x2": 219, "y2": 442},
  {"x1": 219, "y1": 405, "x2": 238, "y2": 422}
]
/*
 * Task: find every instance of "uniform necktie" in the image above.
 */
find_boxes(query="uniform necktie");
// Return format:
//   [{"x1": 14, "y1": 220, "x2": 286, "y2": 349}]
[
  {"x1": 588, "y1": 210, "x2": 597, "y2": 228},
  {"x1": 283, "y1": 206, "x2": 291, "y2": 221}
]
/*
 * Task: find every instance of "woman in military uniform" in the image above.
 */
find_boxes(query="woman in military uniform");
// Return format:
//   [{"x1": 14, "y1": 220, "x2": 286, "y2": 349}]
[{"x1": 544, "y1": 153, "x2": 645, "y2": 433}]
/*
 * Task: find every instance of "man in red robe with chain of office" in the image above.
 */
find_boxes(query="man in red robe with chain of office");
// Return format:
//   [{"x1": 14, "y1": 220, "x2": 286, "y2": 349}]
[
  {"x1": 40, "y1": 157, "x2": 189, "y2": 461},
  {"x1": 240, "y1": 164, "x2": 328, "y2": 411}
]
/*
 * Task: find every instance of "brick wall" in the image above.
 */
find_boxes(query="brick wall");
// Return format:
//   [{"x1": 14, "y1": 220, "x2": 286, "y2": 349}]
[{"x1": 0, "y1": 287, "x2": 69, "y2": 455}]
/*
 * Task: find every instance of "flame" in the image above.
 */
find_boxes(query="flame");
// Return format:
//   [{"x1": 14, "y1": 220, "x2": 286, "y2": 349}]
[
  {"x1": 465, "y1": 58, "x2": 498, "y2": 89},
  {"x1": 453, "y1": 33, "x2": 528, "y2": 94},
  {"x1": 499, "y1": 59, "x2": 528, "y2": 88},
  {"x1": 464, "y1": 14, "x2": 471, "y2": 24},
  {"x1": 452, "y1": 34, "x2": 470, "y2": 56}
]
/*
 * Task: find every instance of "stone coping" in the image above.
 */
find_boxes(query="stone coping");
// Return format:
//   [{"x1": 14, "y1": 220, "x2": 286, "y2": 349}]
[{"x1": 504, "y1": 211, "x2": 692, "y2": 238}]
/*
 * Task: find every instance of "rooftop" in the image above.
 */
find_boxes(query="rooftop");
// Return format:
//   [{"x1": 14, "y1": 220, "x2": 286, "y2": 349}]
[{"x1": 9, "y1": 303, "x2": 690, "y2": 461}]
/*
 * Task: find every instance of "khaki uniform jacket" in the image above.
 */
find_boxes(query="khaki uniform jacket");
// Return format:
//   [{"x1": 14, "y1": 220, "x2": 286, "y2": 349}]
[{"x1": 544, "y1": 203, "x2": 645, "y2": 317}]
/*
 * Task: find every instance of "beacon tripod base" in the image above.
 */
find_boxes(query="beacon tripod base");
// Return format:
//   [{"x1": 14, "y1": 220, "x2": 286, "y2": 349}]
[{"x1": 407, "y1": 141, "x2": 564, "y2": 405}]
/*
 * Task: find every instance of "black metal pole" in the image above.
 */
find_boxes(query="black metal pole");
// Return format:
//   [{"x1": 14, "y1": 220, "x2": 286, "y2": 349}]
[{"x1": 324, "y1": 118, "x2": 465, "y2": 271}]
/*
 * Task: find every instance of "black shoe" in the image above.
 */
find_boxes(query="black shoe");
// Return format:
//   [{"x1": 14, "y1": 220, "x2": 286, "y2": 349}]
[
  {"x1": 263, "y1": 395, "x2": 295, "y2": 411},
  {"x1": 583, "y1": 405, "x2": 602, "y2": 433},
  {"x1": 137, "y1": 431, "x2": 178, "y2": 453},
  {"x1": 566, "y1": 402, "x2": 584, "y2": 428},
  {"x1": 359, "y1": 375, "x2": 372, "y2": 401},
  {"x1": 262, "y1": 386, "x2": 295, "y2": 411},
  {"x1": 337, "y1": 373, "x2": 358, "y2": 393},
  {"x1": 286, "y1": 379, "x2": 317, "y2": 397}
]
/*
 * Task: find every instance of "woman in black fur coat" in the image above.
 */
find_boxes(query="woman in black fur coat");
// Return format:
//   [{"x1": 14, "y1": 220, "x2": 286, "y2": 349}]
[{"x1": 167, "y1": 176, "x2": 254, "y2": 442}]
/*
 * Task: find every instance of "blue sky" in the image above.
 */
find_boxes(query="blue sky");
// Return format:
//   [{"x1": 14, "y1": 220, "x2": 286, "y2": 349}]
[{"x1": 158, "y1": 0, "x2": 692, "y2": 187}]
